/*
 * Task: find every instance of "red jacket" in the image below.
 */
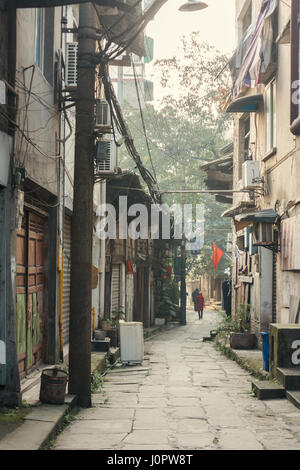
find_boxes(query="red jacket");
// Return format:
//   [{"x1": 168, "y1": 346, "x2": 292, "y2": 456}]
[{"x1": 196, "y1": 293, "x2": 205, "y2": 310}]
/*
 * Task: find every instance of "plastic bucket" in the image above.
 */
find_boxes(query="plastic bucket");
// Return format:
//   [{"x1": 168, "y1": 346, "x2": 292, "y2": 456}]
[
  {"x1": 39, "y1": 368, "x2": 68, "y2": 405},
  {"x1": 260, "y1": 332, "x2": 269, "y2": 372}
]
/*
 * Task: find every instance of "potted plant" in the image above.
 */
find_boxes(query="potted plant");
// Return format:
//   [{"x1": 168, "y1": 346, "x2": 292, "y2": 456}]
[
  {"x1": 106, "y1": 308, "x2": 125, "y2": 347},
  {"x1": 154, "y1": 314, "x2": 166, "y2": 326},
  {"x1": 229, "y1": 303, "x2": 257, "y2": 350},
  {"x1": 101, "y1": 316, "x2": 112, "y2": 331},
  {"x1": 156, "y1": 287, "x2": 179, "y2": 325}
]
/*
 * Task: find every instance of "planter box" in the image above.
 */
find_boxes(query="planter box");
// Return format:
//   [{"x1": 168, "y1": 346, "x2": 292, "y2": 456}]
[
  {"x1": 101, "y1": 320, "x2": 112, "y2": 330},
  {"x1": 93, "y1": 329, "x2": 107, "y2": 341},
  {"x1": 91, "y1": 338, "x2": 110, "y2": 352},
  {"x1": 230, "y1": 332, "x2": 257, "y2": 350},
  {"x1": 106, "y1": 328, "x2": 119, "y2": 347}
]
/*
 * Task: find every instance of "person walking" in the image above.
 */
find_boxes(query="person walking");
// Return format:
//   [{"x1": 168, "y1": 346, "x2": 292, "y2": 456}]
[
  {"x1": 196, "y1": 291, "x2": 205, "y2": 320},
  {"x1": 192, "y1": 288, "x2": 199, "y2": 312}
]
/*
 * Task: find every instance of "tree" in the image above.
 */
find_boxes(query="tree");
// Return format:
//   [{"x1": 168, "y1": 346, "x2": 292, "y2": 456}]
[{"x1": 119, "y1": 34, "x2": 233, "y2": 279}]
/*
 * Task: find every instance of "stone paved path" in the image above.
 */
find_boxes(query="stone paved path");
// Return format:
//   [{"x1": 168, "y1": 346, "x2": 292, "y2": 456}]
[{"x1": 53, "y1": 310, "x2": 300, "y2": 450}]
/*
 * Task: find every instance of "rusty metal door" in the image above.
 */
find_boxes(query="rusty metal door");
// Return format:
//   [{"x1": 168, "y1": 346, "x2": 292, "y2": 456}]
[{"x1": 16, "y1": 210, "x2": 47, "y2": 376}]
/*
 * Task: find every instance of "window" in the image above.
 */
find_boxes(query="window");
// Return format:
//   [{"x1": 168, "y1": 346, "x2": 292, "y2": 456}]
[
  {"x1": 291, "y1": 0, "x2": 300, "y2": 134},
  {"x1": 238, "y1": 115, "x2": 251, "y2": 180},
  {"x1": 265, "y1": 79, "x2": 276, "y2": 153},
  {"x1": 35, "y1": 8, "x2": 44, "y2": 70},
  {"x1": 237, "y1": 0, "x2": 252, "y2": 43},
  {"x1": 35, "y1": 8, "x2": 54, "y2": 85},
  {"x1": 242, "y1": 2, "x2": 252, "y2": 36}
]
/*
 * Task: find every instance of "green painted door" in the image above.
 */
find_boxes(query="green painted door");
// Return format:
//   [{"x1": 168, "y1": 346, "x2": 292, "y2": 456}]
[{"x1": 16, "y1": 210, "x2": 46, "y2": 376}]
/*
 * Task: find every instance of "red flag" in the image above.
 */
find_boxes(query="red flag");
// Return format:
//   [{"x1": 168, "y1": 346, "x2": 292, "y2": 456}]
[
  {"x1": 212, "y1": 244, "x2": 224, "y2": 270},
  {"x1": 126, "y1": 260, "x2": 133, "y2": 275}
]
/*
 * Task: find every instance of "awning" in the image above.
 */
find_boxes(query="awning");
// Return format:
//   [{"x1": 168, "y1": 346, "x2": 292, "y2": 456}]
[
  {"x1": 234, "y1": 209, "x2": 279, "y2": 231},
  {"x1": 200, "y1": 154, "x2": 233, "y2": 171},
  {"x1": 226, "y1": 94, "x2": 263, "y2": 113},
  {"x1": 276, "y1": 18, "x2": 290, "y2": 45},
  {"x1": 222, "y1": 201, "x2": 256, "y2": 219}
]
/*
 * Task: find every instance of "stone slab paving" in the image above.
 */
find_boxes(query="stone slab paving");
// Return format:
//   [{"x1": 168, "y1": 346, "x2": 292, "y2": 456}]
[{"x1": 53, "y1": 310, "x2": 300, "y2": 451}]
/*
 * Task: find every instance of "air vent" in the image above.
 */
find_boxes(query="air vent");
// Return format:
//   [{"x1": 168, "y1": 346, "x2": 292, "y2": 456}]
[
  {"x1": 65, "y1": 42, "x2": 78, "y2": 88},
  {"x1": 95, "y1": 139, "x2": 117, "y2": 174},
  {"x1": 95, "y1": 99, "x2": 111, "y2": 128}
]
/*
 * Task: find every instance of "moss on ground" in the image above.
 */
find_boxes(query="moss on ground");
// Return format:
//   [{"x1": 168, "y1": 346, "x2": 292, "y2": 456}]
[
  {"x1": 0, "y1": 404, "x2": 32, "y2": 441},
  {"x1": 0, "y1": 404, "x2": 31, "y2": 425}
]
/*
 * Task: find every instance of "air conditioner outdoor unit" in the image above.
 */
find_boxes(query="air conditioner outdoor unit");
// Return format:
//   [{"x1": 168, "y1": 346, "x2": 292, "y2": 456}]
[
  {"x1": 242, "y1": 160, "x2": 260, "y2": 189},
  {"x1": 95, "y1": 138, "x2": 117, "y2": 174},
  {"x1": 65, "y1": 42, "x2": 78, "y2": 88},
  {"x1": 119, "y1": 322, "x2": 144, "y2": 365},
  {"x1": 95, "y1": 99, "x2": 111, "y2": 128}
]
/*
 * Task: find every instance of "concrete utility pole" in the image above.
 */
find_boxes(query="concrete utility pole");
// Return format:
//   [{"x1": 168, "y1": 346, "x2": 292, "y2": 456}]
[{"x1": 68, "y1": 3, "x2": 96, "y2": 408}]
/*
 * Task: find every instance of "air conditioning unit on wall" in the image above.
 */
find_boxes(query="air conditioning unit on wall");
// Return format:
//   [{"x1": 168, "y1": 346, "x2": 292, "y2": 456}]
[
  {"x1": 65, "y1": 42, "x2": 78, "y2": 88},
  {"x1": 95, "y1": 99, "x2": 111, "y2": 128},
  {"x1": 242, "y1": 160, "x2": 260, "y2": 189},
  {"x1": 95, "y1": 138, "x2": 117, "y2": 174}
]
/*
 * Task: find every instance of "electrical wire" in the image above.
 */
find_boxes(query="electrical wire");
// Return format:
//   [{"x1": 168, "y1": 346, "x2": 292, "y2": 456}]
[
  {"x1": 97, "y1": 60, "x2": 161, "y2": 204},
  {"x1": 0, "y1": 108, "x2": 60, "y2": 162},
  {"x1": 132, "y1": 57, "x2": 158, "y2": 186}
]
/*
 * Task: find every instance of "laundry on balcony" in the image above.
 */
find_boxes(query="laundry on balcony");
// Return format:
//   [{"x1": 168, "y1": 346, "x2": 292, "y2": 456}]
[{"x1": 229, "y1": 0, "x2": 278, "y2": 100}]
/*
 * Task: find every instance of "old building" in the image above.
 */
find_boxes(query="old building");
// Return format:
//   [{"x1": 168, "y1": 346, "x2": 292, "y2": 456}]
[
  {"x1": 0, "y1": 0, "x2": 167, "y2": 406},
  {"x1": 102, "y1": 172, "x2": 178, "y2": 329},
  {"x1": 225, "y1": 0, "x2": 300, "y2": 338}
]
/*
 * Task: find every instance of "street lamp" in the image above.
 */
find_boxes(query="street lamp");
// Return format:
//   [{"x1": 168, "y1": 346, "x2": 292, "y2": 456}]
[{"x1": 179, "y1": 0, "x2": 208, "y2": 12}]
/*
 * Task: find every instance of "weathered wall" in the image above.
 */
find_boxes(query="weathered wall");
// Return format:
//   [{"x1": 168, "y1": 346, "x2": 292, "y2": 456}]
[{"x1": 15, "y1": 7, "x2": 61, "y2": 196}]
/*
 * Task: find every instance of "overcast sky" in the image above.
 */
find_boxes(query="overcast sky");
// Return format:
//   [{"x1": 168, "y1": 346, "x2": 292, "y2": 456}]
[
  {"x1": 148, "y1": 0, "x2": 236, "y2": 57},
  {"x1": 145, "y1": 0, "x2": 236, "y2": 101}
]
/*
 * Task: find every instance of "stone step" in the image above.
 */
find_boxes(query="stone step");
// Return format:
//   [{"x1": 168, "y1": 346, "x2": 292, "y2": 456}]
[
  {"x1": 277, "y1": 368, "x2": 300, "y2": 390},
  {"x1": 251, "y1": 380, "x2": 286, "y2": 400},
  {"x1": 286, "y1": 390, "x2": 300, "y2": 410}
]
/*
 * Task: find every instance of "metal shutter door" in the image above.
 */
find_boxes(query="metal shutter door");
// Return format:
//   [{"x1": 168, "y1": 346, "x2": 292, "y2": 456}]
[
  {"x1": 111, "y1": 265, "x2": 120, "y2": 314},
  {"x1": 62, "y1": 216, "x2": 72, "y2": 345}
]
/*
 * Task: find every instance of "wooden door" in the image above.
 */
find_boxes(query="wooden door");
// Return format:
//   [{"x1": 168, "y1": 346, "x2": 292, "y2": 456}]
[{"x1": 16, "y1": 210, "x2": 47, "y2": 376}]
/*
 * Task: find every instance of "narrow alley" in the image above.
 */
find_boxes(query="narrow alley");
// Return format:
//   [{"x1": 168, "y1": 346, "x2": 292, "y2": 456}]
[{"x1": 53, "y1": 310, "x2": 300, "y2": 451}]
